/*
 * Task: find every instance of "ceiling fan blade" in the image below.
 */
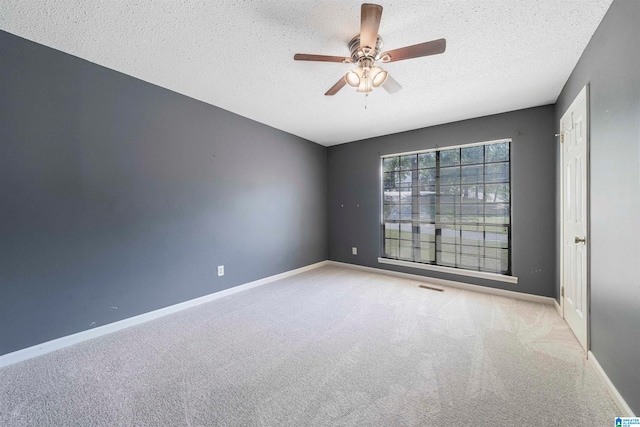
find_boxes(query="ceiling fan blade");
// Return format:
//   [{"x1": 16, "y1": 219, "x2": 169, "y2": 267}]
[
  {"x1": 325, "y1": 77, "x2": 347, "y2": 96},
  {"x1": 360, "y1": 3, "x2": 383, "y2": 51},
  {"x1": 381, "y1": 38, "x2": 446, "y2": 63},
  {"x1": 382, "y1": 74, "x2": 402, "y2": 94},
  {"x1": 294, "y1": 53, "x2": 351, "y2": 63}
]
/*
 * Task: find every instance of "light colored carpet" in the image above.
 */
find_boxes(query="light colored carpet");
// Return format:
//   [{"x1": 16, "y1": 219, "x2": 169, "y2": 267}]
[{"x1": 0, "y1": 266, "x2": 619, "y2": 426}]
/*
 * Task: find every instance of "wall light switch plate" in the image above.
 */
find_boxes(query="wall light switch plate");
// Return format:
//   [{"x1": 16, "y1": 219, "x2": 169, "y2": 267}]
[
  {"x1": 352, "y1": 247, "x2": 357, "y2": 255},
  {"x1": 217, "y1": 265, "x2": 224, "y2": 277}
]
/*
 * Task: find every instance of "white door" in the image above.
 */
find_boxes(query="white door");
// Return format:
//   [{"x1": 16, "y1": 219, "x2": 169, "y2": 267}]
[{"x1": 561, "y1": 85, "x2": 588, "y2": 350}]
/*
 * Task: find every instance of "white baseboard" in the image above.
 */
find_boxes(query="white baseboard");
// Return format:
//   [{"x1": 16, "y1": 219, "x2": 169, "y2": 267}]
[
  {"x1": 327, "y1": 261, "x2": 555, "y2": 306},
  {"x1": 588, "y1": 351, "x2": 636, "y2": 416},
  {"x1": 554, "y1": 298, "x2": 562, "y2": 318},
  {"x1": 0, "y1": 261, "x2": 329, "y2": 369}
]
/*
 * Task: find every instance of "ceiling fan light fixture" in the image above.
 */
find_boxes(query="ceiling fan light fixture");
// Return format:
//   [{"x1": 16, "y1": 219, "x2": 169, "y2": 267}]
[
  {"x1": 356, "y1": 75, "x2": 372, "y2": 93},
  {"x1": 370, "y1": 67, "x2": 388, "y2": 87},
  {"x1": 345, "y1": 69, "x2": 361, "y2": 87}
]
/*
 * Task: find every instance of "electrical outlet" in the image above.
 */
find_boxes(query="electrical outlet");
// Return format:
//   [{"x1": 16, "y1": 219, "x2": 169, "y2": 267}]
[
  {"x1": 217, "y1": 265, "x2": 224, "y2": 277},
  {"x1": 352, "y1": 247, "x2": 357, "y2": 255}
]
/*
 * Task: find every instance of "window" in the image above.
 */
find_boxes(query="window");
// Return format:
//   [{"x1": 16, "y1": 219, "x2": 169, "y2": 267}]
[{"x1": 381, "y1": 140, "x2": 511, "y2": 276}]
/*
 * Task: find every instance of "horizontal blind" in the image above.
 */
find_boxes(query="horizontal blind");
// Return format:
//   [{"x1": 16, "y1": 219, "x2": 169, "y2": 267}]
[{"x1": 381, "y1": 140, "x2": 511, "y2": 275}]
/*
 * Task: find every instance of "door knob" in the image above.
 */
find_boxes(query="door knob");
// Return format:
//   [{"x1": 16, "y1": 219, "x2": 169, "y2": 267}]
[{"x1": 574, "y1": 237, "x2": 586, "y2": 244}]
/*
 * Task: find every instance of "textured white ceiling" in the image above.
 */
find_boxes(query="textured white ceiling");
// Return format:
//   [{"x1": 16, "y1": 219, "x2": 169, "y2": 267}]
[{"x1": 1, "y1": 1, "x2": 613, "y2": 146}]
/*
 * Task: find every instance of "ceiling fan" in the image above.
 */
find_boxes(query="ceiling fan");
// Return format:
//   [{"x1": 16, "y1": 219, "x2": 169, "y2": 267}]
[{"x1": 294, "y1": 3, "x2": 446, "y2": 96}]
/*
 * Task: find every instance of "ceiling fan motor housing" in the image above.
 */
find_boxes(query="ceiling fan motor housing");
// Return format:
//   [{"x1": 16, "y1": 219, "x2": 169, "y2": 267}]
[{"x1": 349, "y1": 35, "x2": 384, "y2": 64}]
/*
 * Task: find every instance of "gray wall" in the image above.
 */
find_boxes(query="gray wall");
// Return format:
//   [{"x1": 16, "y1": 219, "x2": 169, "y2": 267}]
[
  {"x1": 0, "y1": 31, "x2": 327, "y2": 356},
  {"x1": 554, "y1": 0, "x2": 640, "y2": 414},
  {"x1": 328, "y1": 106, "x2": 556, "y2": 297}
]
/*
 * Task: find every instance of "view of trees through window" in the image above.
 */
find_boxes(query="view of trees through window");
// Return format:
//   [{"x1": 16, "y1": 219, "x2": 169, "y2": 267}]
[{"x1": 382, "y1": 140, "x2": 511, "y2": 275}]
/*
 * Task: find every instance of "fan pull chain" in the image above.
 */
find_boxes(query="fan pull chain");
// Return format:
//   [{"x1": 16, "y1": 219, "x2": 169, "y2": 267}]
[{"x1": 365, "y1": 93, "x2": 368, "y2": 110}]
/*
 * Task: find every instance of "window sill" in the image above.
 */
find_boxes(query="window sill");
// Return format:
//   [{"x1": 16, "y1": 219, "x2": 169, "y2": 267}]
[{"x1": 377, "y1": 258, "x2": 518, "y2": 284}]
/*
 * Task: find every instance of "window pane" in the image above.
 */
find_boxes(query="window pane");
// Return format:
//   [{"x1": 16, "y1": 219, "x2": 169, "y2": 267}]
[
  {"x1": 485, "y1": 204, "x2": 510, "y2": 224},
  {"x1": 499, "y1": 249, "x2": 509, "y2": 273},
  {"x1": 399, "y1": 189, "x2": 412, "y2": 204},
  {"x1": 384, "y1": 189, "x2": 400, "y2": 205},
  {"x1": 439, "y1": 251, "x2": 456, "y2": 267},
  {"x1": 485, "y1": 142, "x2": 509, "y2": 163},
  {"x1": 383, "y1": 172, "x2": 400, "y2": 191},
  {"x1": 383, "y1": 157, "x2": 399, "y2": 173},
  {"x1": 485, "y1": 162, "x2": 509, "y2": 183},
  {"x1": 439, "y1": 226, "x2": 460, "y2": 244},
  {"x1": 419, "y1": 191, "x2": 435, "y2": 205},
  {"x1": 485, "y1": 183, "x2": 509, "y2": 202},
  {"x1": 384, "y1": 239, "x2": 399, "y2": 258},
  {"x1": 419, "y1": 169, "x2": 436, "y2": 186},
  {"x1": 419, "y1": 223, "x2": 436, "y2": 242},
  {"x1": 397, "y1": 171, "x2": 413, "y2": 188},
  {"x1": 439, "y1": 166, "x2": 460, "y2": 185},
  {"x1": 399, "y1": 155, "x2": 415, "y2": 170},
  {"x1": 483, "y1": 257, "x2": 499, "y2": 273},
  {"x1": 459, "y1": 254, "x2": 481, "y2": 269},
  {"x1": 462, "y1": 185, "x2": 484, "y2": 203},
  {"x1": 461, "y1": 164, "x2": 483, "y2": 184},
  {"x1": 484, "y1": 246, "x2": 499, "y2": 259},
  {"x1": 436, "y1": 194, "x2": 457, "y2": 204},
  {"x1": 419, "y1": 204, "x2": 435, "y2": 221},
  {"x1": 438, "y1": 185, "x2": 459, "y2": 196},
  {"x1": 438, "y1": 242, "x2": 457, "y2": 253},
  {"x1": 384, "y1": 222, "x2": 399, "y2": 239},
  {"x1": 461, "y1": 227, "x2": 483, "y2": 246},
  {"x1": 419, "y1": 152, "x2": 436, "y2": 168},
  {"x1": 399, "y1": 240, "x2": 413, "y2": 260},
  {"x1": 461, "y1": 145, "x2": 484, "y2": 164},
  {"x1": 383, "y1": 204, "x2": 399, "y2": 220},
  {"x1": 461, "y1": 204, "x2": 483, "y2": 222},
  {"x1": 440, "y1": 149, "x2": 460, "y2": 166},
  {"x1": 400, "y1": 204, "x2": 412, "y2": 220},
  {"x1": 485, "y1": 226, "x2": 509, "y2": 248},
  {"x1": 461, "y1": 245, "x2": 481, "y2": 256},
  {"x1": 400, "y1": 223, "x2": 413, "y2": 240},
  {"x1": 437, "y1": 204, "x2": 459, "y2": 223},
  {"x1": 418, "y1": 243, "x2": 435, "y2": 262}
]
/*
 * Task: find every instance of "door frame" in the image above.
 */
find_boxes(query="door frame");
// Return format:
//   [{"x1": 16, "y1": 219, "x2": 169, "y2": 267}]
[{"x1": 559, "y1": 84, "x2": 590, "y2": 351}]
